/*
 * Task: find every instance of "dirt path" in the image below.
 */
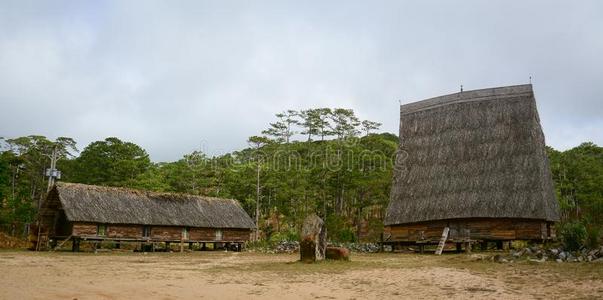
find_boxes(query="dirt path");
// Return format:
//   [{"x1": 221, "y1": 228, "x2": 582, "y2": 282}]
[{"x1": 0, "y1": 251, "x2": 601, "y2": 299}]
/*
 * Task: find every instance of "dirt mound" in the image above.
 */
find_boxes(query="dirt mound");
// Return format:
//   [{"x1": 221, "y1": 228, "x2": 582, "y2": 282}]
[{"x1": 0, "y1": 232, "x2": 29, "y2": 249}]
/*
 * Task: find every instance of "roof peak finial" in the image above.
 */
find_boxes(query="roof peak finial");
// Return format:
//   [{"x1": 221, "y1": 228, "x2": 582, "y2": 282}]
[
  {"x1": 460, "y1": 84, "x2": 463, "y2": 92},
  {"x1": 529, "y1": 76, "x2": 532, "y2": 84}
]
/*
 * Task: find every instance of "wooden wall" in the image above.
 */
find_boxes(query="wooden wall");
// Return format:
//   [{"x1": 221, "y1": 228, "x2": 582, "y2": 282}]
[
  {"x1": 107, "y1": 225, "x2": 143, "y2": 239},
  {"x1": 223, "y1": 229, "x2": 252, "y2": 241},
  {"x1": 189, "y1": 228, "x2": 215, "y2": 240},
  {"x1": 384, "y1": 218, "x2": 555, "y2": 242},
  {"x1": 151, "y1": 226, "x2": 182, "y2": 241},
  {"x1": 72, "y1": 223, "x2": 97, "y2": 236},
  {"x1": 69, "y1": 222, "x2": 252, "y2": 242}
]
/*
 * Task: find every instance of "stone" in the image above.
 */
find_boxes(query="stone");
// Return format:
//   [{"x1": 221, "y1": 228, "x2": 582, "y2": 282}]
[
  {"x1": 300, "y1": 214, "x2": 327, "y2": 263},
  {"x1": 325, "y1": 247, "x2": 350, "y2": 261},
  {"x1": 549, "y1": 248, "x2": 559, "y2": 256},
  {"x1": 493, "y1": 254, "x2": 508, "y2": 263}
]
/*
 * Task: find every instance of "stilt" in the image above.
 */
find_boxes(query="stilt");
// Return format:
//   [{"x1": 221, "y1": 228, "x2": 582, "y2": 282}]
[
  {"x1": 496, "y1": 240, "x2": 503, "y2": 250},
  {"x1": 464, "y1": 241, "x2": 471, "y2": 253},
  {"x1": 419, "y1": 244, "x2": 424, "y2": 254},
  {"x1": 480, "y1": 241, "x2": 488, "y2": 251},
  {"x1": 115, "y1": 242, "x2": 120, "y2": 249},
  {"x1": 151, "y1": 242, "x2": 156, "y2": 252},
  {"x1": 72, "y1": 238, "x2": 80, "y2": 252},
  {"x1": 166, "y1": 242, "x2": 171, "y2": 251},
  {"x1": 202, "y1": 242, "x2": 206, "y2": 251},
  {"x1": 456, "y1": 242, "x2": 462, "y2": 253}
]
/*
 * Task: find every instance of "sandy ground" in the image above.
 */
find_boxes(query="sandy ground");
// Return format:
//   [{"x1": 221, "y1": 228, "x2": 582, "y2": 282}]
[{"x1": 0, "y1": 250, "x2": 602, "y2": 299}]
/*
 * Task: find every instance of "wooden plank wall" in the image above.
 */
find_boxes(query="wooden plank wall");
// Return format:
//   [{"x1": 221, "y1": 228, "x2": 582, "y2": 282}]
[
  {"x1": 385, "y1": 218, "x2": 554, "y2": 242},
  {"x1": 72, "y1": 223, "x2": 97, "y2": 236},
  {"x1": 223, "y1": 229, "x2": 252, "y2": 241},
  {"x1": 70, "y1": 223, "x2": 252, "y2": 242},
  {"x1": 151, "y1": 226, "x2": 182, "y2": 241},
  {"x1": 189, "y1": 228, "x2": 215, "y2": 240},
  {"x1": 107, "y1": 225, "x2": 143, "y2": 239}
]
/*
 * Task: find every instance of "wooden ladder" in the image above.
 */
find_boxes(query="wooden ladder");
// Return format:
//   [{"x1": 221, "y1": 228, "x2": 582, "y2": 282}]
[
  {"x1": 435, "y1": 227, "x2": 450, "y2": 255},
  {"x1": 52, "y1": 235, "x2": 73, "y2": 251}
]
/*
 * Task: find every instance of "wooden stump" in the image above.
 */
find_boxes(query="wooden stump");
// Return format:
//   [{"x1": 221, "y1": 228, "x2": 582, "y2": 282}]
[
  {"x1": 326, "y1": 247, "x2": 350, "y2": 261},
  {"x1": 300, "y1": 214, "x2": 327, "y2": 263}
]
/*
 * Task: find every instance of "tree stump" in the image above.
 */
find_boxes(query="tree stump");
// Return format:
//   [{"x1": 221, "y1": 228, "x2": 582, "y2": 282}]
[{"x1": 300, "y1": 214, "x2": 327, "y2": 263}]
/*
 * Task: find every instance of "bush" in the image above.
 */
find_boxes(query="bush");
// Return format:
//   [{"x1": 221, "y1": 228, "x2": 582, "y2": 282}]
[
  {"x1": 325, "y1": 215, "x2": 356, "y2": 243},
  {"x1": 560, "y1": 222, "x2": 587, "y2": 251},
  {"x1": 269, "y1": 228, "x2": 299, "y2": 244}
]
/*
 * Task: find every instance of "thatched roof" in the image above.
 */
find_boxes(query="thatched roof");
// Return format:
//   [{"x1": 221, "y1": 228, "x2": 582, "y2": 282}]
[
  {"x1": 49, "y1": 182, "x2": 255, "y2": 229},
  {"x1": 385, "y1": 84, "x2": 559, "y2": 225}
]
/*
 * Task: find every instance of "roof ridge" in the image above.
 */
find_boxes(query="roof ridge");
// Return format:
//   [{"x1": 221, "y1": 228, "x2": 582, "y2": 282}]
[{"x1": 400, "y1": 84, "x2": 533, "y2": 115}]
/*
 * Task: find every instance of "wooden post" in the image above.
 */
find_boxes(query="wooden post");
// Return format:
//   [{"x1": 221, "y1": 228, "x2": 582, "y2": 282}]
[
  {"x1": 496, "y1": 241, "x2": 503, "y2": 250},
  {"x1": 201, "y1": 242, "x2": 206, "y2": 251},
  {"x1": 464, "y1": 241, "x2": 472, "y2": 253},
  {"x1": 456, "y1": 242, "x2": 462, "y2": 253},
  {"x1": 419, "y1": 244, "x2": 424, "y2": 254},
  {"x1": 480, "y1": 241, "x2": 488, "y2": 251}
]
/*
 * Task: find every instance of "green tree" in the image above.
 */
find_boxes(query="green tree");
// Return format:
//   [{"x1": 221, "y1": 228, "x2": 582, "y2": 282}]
[{"x1": 71, "y1": 137, "x2": 151, "y2": 186}]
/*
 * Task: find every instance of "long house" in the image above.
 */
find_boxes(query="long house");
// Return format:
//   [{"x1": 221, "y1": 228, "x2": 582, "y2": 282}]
[
  {"x1": 34, "y1": 182, "x2": 255, "y2": 251},
  {"x1": 383, "y1": 84, "x2": 560, "y2": 251}
]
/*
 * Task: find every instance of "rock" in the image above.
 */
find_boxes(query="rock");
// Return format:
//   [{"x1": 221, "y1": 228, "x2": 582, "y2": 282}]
[
  {"x1": 535, "y1": 250, "x2": 545, "y2": 259},
  {"x1": 549, "y1": 248, "x2": 559, "y2": 256},
  {"x1": 493, "y1": 254, "x2": 509, "y2": 263},
  {"x1": 559, "y1": 251, "x2": 567, "y2": 260},
  {"x1": 556, "y1": 258, "x2": 563, "y2": 263},
  {"x1": 528, "y1": 257, "x2": 546, "y2": 263},
  {"x1": 300, "y1": 214, "x2": 327, "y2": 263},
  {"x1": 325, "y1": 247, "x2": 350, "y2": 261},
  {"x1": 470, "y1": 254, "x2": 487, "y2": 261}
]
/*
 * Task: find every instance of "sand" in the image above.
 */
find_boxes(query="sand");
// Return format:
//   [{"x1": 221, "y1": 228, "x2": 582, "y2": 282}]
[{"x1": 0, "y1": 251, "x2": 602, "y2": 299}]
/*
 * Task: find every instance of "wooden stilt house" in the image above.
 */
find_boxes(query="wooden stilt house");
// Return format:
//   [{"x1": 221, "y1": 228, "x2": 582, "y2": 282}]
[
  {"x1": 33, "y1": 182, "x2": 255, "y2": 251},
  {"x1": 383, "y1": 84, "x2": 560, "y2": 251}
]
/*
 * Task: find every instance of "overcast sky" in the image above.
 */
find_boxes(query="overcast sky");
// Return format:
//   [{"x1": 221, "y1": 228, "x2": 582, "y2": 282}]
[{"x1": 1, "y1": 1, "x2": 601, "y2": 161}]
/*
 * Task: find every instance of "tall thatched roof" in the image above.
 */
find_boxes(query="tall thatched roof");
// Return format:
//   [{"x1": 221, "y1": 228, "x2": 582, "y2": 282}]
[
  {"x1": 49, "y1": 182, "x2": 255, "y2": 229},
  {"x1": 385, "y1": 84, "x2": 559, "y2": 225}
]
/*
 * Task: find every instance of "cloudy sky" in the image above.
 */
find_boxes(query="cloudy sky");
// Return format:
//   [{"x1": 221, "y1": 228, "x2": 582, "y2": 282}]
[{"x1": 1, "y1": 1, "x2": 601, "y2": 161}]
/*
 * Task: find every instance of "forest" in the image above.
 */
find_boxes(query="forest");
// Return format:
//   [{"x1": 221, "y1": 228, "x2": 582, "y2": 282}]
[{"x1": 1, "y1": 107, "x2": 601, "y2": 246}]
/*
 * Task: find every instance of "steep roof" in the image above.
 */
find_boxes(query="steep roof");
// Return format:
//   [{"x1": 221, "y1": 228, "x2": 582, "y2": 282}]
[
  {"x1": 48, "y1": 182, "x2": 255, "y2": 229},
  {"x1": 384, "y1": 84, "x2": 560, "y2": 225}
]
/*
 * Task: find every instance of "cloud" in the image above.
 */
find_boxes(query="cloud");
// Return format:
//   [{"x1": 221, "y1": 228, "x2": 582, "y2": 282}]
[{"x1": 1, "y1": 0, "x2": 601, "y2": 161}]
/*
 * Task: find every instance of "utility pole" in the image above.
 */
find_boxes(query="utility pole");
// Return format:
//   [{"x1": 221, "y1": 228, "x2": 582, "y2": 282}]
[
  {"x1": 46, "y1": 145, "x2": 60, "y2": 193},
  {"x1": 255, "y1": 159, "x2": 260, "y2": 241},
  {"x1": 37, "y1": 145, "x2": 61, "y2": 251}
]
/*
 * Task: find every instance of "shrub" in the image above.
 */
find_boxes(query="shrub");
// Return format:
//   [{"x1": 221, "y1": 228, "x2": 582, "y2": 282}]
[
  {"x1": 585, "y1": 225, "x2": 601, "y2": 249},
  {"x1": 560, "y1": 222, "x2": 587, "y2": 251}
]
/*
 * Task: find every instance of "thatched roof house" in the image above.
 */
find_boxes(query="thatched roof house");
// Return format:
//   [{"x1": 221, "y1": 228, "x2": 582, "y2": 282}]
[
  {"x1": 35, "y1": 183, "x2": 255, "y2": 251},
  {"x1": 384, "y1": 84, "x2": 559, "y2": 247}
]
